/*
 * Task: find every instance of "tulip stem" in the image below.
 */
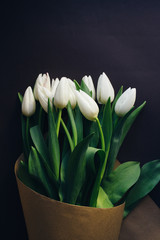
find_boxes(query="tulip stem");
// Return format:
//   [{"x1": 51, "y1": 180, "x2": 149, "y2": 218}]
[
  {"x1": 26, "y1": 117, "x2": 31, "y2": 154},
  {"x1": 56, "y1": 109, "x2": 62, "y2": 137},
  {"x1": 96, "y1": 117, "x2": 105, "y2": 151},
  {"x1": 60, "y1": 119, "x2": 74, "y2": 152},
  {"x1": 67, "y1": 102, "x2": 77, "y2": 147}
]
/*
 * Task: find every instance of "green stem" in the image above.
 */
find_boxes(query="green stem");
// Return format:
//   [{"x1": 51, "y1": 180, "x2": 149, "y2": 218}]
[
  {"x1": 96, "y1": 117, "x2": 105, "y2": 151},
  {"x1": 26, "y1": 117, "x2": 30, "y2": 154},
  {"x1": 56, "y1": 109, "x2": 62, "y2": 137},
  {"x1": 67, "y1": 102, "x2": 77, "y2": 147},
  {"x1": 61, "y1": 119, "x2": 74, "y2": 152},
  {"x1": 101, "y1": 145, "x2": 110, "y2": 180}
]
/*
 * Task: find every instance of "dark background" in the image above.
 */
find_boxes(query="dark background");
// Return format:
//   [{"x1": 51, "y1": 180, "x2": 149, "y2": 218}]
[{"x1": 1, "y1": 0, "x2": 160, "y2": 239}]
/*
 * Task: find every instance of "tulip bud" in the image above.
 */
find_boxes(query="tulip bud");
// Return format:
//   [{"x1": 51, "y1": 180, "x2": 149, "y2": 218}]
[
  {"x1": 82, "y1": 75, "x2": 95, "y2": 99},
  {"x1": 54, "y1": 77, "x2": 70, "y2": 109},
  {"x1": 67, "y1": 78, "x2": 76, "y2": 90},
  {"x1": 37, "y1": 85, "x2": 55, "y2": 113},
  {"x1": 51, "y1": 78, "x2": 59, "y2": 96},
  {"x1": 22, "y1": 86, "x2": 36, "y2": 117},
  {"x1": 34, "y1": 73, "x2": 51, "y2": 100},
  {"x1": 115, "y1": 87, "x2": 136, "y2": 117},
  {"x1": 97, "y1": 72, "x2": 115, "y2": 104},
  {"x1": 68, "y1": 84, "x2": 77, "y2": 109},
  {"x1": 75, "y1": 90, "x2": 99, "y2": 121}
]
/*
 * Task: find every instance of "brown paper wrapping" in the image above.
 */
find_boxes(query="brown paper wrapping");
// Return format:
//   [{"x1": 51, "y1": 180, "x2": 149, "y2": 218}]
[
  {"x1": 119, "y1": 196, "x2": 160, "y2": 240},
  {"x1": 15, "y1": 156, "x2": 124, "y2": 240}
]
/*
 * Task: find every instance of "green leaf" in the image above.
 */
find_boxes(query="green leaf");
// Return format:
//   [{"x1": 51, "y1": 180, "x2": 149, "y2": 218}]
[
  {"x1": 67, "y1": 102, "x2": 77, "y2": 146},
  {"x1": 32, "y1": 101, "x2": 46, "y2": 132},
  {"x1": 83, "y1": 117, "x2": 99, "y2": 148},
  {"x1": 111, "y1": 86, "x2": 123, "y2": 112},
  {"x1": 102, "y1": 98, "x2": 112, "y2": 152},
  {"x1": 28, "y1": 147, "x2": 58, "y2": 199},
  {"x1": 18, "y1": 92, "x2": 34, "y2": 160},
  {"x1": 61, "y1": 133, "x2": 94, "y2": 204},
  {"x1": 18, "y1": 92, "x2": 23, "y2": 103},
  {"x1": 81, "y1": 80, "x2": 92, "y2": 97},
  {"x1": 112, "y1": 86, "x2": 123, "y2": 128},
  {"x1": 102, "y1": 161, "x2": 140, "y2": 204},
  {"x1": 98, "y1": 105, "x2": 104, "y2": 125},
  {"x1": 119, "y1": 101, "x2": 146, "y2": 146},
  {"x1": 96, "y1": 186, "x2": 113, "y2": 208},
  {"x1": 89, "y1": 121, "x2": 99, "y2": 148},
  {"x1": 60, "y1": 149, "x2": 71, "y2": 182},
  {"x1": 17, "y1": 160, "x2": 47, "y2": 196},
  {"x1": 30, "y1": 125, "x2": 58, "y2": 188},
  {"x1": 85, "y1": 147, "x2": 101, "y2": 174},
  {"x1": 25, "y1": 117, "x2": 32, "y2": 154},
  {"x1": 89, "y1": 150, "x2": 106, "y2": 207},
  {"x1": 75, "y1": 147, "x2": 102, "y2": 205},
  {"x1": 52, "y1": 98, "x2": 59, "y2": 125},
  {"x1": 38, "y1": 105, "x2": 46, "y2": 132},
  {"x1": 60, "y1": 119, "x2": 74, "y2": 152},
  {"x1": 74, "y1": 105, "x2": 83, "y2": 143},
  {"x1": 104, "y1": 101, "x2": 146, "y2": 176},
  {"x1": 30, "y1": 125, "x2": 49, "y2": 163},
  {"x1": 124, "y1": 159, "x2": 160, "y2": 217},
  {"x1": 18, "y1": 93, "x2": 32, "y2": 161},
  {"x1": 20, "y1": 114, "x2": 30, "y2": 161},
  {"x1": 74, "y1": 80, "x2": 81, "y2": 90},
  {"x1": 59, "y1": 150, "x2": 71, "y2": 202},
  {"x1": 48, "y1": 100, "x2": 60, "y2": 181},
  {"x1": 60, "y1": 120, "x2": 73, "y2": 193}
]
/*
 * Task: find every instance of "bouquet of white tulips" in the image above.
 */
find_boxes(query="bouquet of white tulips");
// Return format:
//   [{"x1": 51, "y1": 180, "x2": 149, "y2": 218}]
[{"x1": 18, "y1": 72, "x2": 160, "y2": 217}]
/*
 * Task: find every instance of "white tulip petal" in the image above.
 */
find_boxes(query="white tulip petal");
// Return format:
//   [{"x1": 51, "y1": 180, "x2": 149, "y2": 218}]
[
  {"x1": 34, "y1": 73, "x2": 42, "y2": 100},
  {"x1": 37, "y1": 86, "x2": 53, "y2": 113},
  {"x1": 67, "y1": 78, "x2": 76, "y2": 90},
  {"x1": 75, "y1": 90, "x2": 99, "y2": 121},
  {"x1": 54, "y1": 77, "x2": 70, "y2": 109},
  {"x1": 68, "y1": 85, "x2": 77, "y2": 109},
  {"x1": 38, "y1": 89, "x2": 48, "y2": 112},
  {"x1": 115, "y1": 88, "x2": 136, "y2": 117},
  {"x1": 97, "y1": 72, "x2": 115, "y2": 104},
  {"x1": 82, "y1": 75, "x2": 95, "y2": 99},
  {"x1": 42, "y1": 73, "x2": 51, "y2": 90},
  {"x1": 51, "y1": 78, "x2": 59, "y2": 97},
  {"x1": 34, "y1": 73, "x2": 51, "y2": 100},
  {"x1": 22, "y1": 86, "x2": 36, "y2": 116}
]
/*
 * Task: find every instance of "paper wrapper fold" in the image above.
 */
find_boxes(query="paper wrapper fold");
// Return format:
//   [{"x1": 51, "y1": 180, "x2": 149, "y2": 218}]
[
  {"x1": 119, "y1": 196, "x2": 160, "y2": 240},
  {"x1": 15, "y1": 157, "x2": 124, "y2": 240}
]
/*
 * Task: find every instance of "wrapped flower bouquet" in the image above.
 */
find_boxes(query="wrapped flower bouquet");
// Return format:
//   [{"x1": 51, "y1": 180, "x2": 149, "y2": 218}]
[{"x1": 15, "y1": 72, "x2": 160, "y2": 240}]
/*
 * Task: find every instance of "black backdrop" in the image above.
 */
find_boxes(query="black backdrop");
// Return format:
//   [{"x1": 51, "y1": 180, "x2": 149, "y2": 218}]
[{"x1": 1, "y1": 0, "x2": 160, "y2": 239}]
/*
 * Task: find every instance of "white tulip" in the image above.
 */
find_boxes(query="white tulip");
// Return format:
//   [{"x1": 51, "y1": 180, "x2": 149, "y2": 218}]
[
  {"x1": 75, "y1": 90, "x2": 99, "y2": 121},
  {"x1": 115, "y1": 87, "x2": 136, "y2": 117},
  {"x1": 82, "y1": 75, "x2": 95, "y2": 99},
  {"x1": 54, "y1": 77, "x2": 70, "y2": 109},
  {"x1": 51, "y1": 78, "x2": 59, "y2": 96},
  {"x1": 67, "y1": 78, "x2": 76, "y2": 90},
  {"x1": 66, "y1": 78, "x2": 77, "y2": 109},
  {"x1": 34, "y1": 75, "x2": 59, "y2": 112},
  {"x1": 37, "y1": 85, "x2": 53, "y2": 112},
  {"x1": 34, "y1": 73, "x2": 51, "y2": 100},
  {"x1": 97, "y1": 72, "x2": 115, "y2": 104},
  {"x1": 22, "y1": 86, "x2": 36, "y2": 117},
  {"x1": 68, "y1": 84, "x2": 77, "y2": 109}
]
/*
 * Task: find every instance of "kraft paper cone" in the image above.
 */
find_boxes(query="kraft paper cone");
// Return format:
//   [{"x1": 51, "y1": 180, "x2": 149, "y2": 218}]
[
  {"x1": 119, "y1": 196, "x2": 160, "y2": 240},
  {"x1": 15, "y1": 156, "x2": 124, "y2": 240}
]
